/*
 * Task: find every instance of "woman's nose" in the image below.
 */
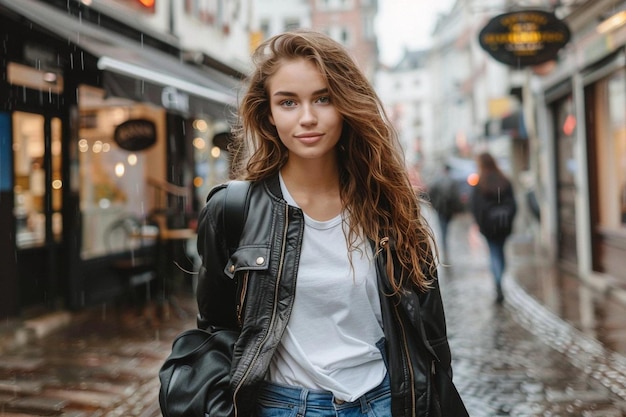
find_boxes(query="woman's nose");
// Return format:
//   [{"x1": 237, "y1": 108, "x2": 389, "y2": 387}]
[{"x1": 299, "y1": 105, "x2": 317, "y2": 125}]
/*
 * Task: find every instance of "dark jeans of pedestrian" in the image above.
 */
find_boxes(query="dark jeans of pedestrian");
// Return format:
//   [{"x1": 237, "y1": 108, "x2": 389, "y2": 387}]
[
  {"x1": 486, "y1": 238, "x2": 506, "y2": 295},
  {"x1": 437, "y1": 213, "x2": 451, "y2": 255}
]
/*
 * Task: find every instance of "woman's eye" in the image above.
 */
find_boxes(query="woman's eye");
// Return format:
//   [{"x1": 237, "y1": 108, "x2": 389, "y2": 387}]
[
  {"x1": 281, "y1": 100, "x2": 296, "y2": 107},
  {"x1": 317, "y1": 96, "x2": 330, "y2": 104}
]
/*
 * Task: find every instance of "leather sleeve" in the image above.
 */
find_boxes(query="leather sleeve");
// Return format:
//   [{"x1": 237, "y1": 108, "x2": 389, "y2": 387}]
[
  {"x1": 196, "y1": 185, "x2": 239, "y2": 330},
  {"x1": 418, "y1": 277, "x2": 452, "y2": 371}
]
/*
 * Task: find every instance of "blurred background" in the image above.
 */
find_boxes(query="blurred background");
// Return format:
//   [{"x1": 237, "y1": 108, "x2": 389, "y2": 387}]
[
  {"x1": 1, "y1": 0, "x2": 626, "y2": 415},
  {"x1": 0, "y1": 0, "x2": 626, "y2": 417}
]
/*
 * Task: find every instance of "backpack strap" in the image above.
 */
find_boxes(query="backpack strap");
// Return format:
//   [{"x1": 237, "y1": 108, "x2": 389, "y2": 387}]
[{"x1": 222, "y1": 180, "x2": 251, "y2": 253}]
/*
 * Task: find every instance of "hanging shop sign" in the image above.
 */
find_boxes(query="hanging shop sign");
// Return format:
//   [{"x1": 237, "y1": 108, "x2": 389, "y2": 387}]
[
  {"x1": 114, "y1": 119, "x2": 157, "y2": 151},
  {"x1": 479, "y1": 10, "x2": 571, "y2": 67}
]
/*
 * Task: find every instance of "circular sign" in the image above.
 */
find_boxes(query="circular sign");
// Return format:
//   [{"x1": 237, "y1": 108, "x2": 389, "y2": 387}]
[
  {"x1": 114, "y1": 119, "x2": 157, "y2": 151},
  {"x1": 479, "y1": 10, "x2": 571, "y2": 67}
]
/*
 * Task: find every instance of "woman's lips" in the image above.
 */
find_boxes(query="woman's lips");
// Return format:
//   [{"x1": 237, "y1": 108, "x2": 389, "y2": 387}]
[{"x1": 295, "y1": 133, "x2": 323, "y2": 144}]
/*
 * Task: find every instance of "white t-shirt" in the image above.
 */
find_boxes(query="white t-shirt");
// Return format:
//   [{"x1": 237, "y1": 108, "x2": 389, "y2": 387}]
[{"x1": 267, "y1": 175, "x2": 386, "y2": 402}]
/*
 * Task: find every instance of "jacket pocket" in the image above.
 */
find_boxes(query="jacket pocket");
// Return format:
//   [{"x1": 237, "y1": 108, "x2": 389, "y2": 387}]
[
  {"x1": 223, "y1": 245, "x2": 270, "y2": 279},
  {"x1": 224, "y1": 245, "x2": 271, "y2": 327}
]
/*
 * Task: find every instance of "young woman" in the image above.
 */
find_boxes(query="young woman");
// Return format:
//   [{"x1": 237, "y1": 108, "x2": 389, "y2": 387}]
[
  {"x1": 196, "y1": 30, "x2": 468, "y2": 417},
  {"x1": 470, "y1": 152, "x2": 517, "y2": 303}
]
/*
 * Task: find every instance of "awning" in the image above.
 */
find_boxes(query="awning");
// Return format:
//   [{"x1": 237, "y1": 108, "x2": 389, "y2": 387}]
[{"x1": 0, "y1": 0, "x2": 238, "y2": 118}]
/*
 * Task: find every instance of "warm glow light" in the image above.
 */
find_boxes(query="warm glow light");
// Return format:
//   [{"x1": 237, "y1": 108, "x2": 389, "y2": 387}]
[
  {"x1": 127, "y1": 154, "x2": 138, "y2": 166},
  {"x1": 193, "y1": 176, "x2": 204, "y2": 188},
  {"x1": 79, "y1": 139, "x2": 89, "y2": 153},
  {"x1": 563, "y1": 114, "x2": 577, "y2": 136},
  {"x1": 138, "y1": 0, "x2": 155, "y2": 8},
  {"x1": 193, "y1": 119, "x2": 208, "y2": 132},
  {"x1": 52, "y1": 180, "x2": 63, "y2": 190},
  {"x1": 211, "y1": 146, "x2": 221, "y2": 158},
  {"x1": 115, "y1": 163, "x2": 125, "y2": 178},
  {"x1": 193, "y1": 137, "x2": 206, "y2": 149},
  {"x1": 42, "y1": 72, "x2": 57, "y2": 83},
  {"x1": 93, "y1": 141, "x2": 104, "y2": 153},
  {"x1": 597, "y1": 10, "x2": 626, "y2": 34},
  {"x1": 467, "y1": 173, "x2": 480, "y2": 187}
]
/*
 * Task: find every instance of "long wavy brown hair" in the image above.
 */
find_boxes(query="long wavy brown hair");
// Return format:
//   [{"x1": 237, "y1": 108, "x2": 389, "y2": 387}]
[{"x1": 229, "y1": 30, "x2": 436, "y2": 293}]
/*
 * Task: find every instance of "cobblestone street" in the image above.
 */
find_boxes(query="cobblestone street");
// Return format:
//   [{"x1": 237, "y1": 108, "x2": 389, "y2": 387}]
[
  {"x1": 440, "y1": 213, "x2": 626, "y2": 416},
  {"x1": 0, "y1": 212, "x2": 626, "y2": 416},
  {"x1": 0, "y1": 298, "x2": 197, "y2": 416}
]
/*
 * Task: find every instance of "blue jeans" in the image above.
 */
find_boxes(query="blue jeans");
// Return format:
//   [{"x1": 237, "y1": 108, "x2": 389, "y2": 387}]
[
  {"x1": 486, "y1": 238, "x2": 506, "y2": 291},
  {"x1": 437, "y1": 213, "x2": 451, "y2": 255},
  {"x1": 254, "y1": 373, "x2": 391, "y2": 417}
]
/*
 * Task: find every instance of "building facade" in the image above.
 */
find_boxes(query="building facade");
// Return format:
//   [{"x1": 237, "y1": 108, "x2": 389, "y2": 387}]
[
  {"x1": 533, "y1": 0, "x2": 626, "y2": 295},
  {"x1": 309, "y1": 0, "x2": 378, "y2": 78},
  {"x1": 251, "y1": 0, "x2": 378, "y2": 79},
  {"x1": 428, "y1": 0, "x2": 626, "y2": 304},
  {"x1": 374, "y1": 50, "x2": 433, "y2": 188},
  {"x1": 0, "y1": 0, "x2": 250, "y2": 318}
]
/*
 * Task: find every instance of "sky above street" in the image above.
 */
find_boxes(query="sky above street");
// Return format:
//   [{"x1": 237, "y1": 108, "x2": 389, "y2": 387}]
[{"x1": 376, "y1": 0, "x2": 455, "y2": 66}]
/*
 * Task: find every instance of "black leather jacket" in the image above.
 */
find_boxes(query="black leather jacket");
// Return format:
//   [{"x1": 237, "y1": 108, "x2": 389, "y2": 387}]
[{"x1": 196, "y1": 174, "x2": 468, "y2": 417}]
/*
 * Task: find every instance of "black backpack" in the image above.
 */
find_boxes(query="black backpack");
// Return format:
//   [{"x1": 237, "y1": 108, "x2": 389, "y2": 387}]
[
  {"x1": 159, "y1": 180, "x2": 251, "y2": 417},
  {"x1": 481, "y1": 196, "x2": 516, "y2": 239}
]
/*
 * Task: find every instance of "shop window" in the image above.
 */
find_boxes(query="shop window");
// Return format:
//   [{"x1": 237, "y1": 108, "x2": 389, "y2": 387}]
[
  {"x1": 192, "y1": 118, "x2": 230, "y2": 211},
  {"x1": 78, "y1": 86, "x2": 165, "y2": 259},
  {"x1": 51, "y1": 118, "x2": 63, "y2": 242},
  {"x1": 14, "y1": 113, "x2": 43, "y2": 248},
  {"x1": 595, "y1": 70, "x2": 626, "y2": 229},
  {"x1": 13, "y1": 112, "x2": 62, "y2": 248},
  {"x1": 553, "y1": 94, "x2": 579, "y2": 264}
]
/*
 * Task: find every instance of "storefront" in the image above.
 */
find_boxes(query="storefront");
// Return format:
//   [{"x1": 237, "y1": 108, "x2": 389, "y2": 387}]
[
  {"x1": 0, "y1": 0, "x2": 239, "y2": 318},
  {"x1": 537, "y1": 1, "x2": 626, "y2": 285}
]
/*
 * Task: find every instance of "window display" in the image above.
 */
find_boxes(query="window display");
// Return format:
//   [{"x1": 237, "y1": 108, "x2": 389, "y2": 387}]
[
  {"x1": 78, "y1": 86, "x2": 165, "y2": 258},
  {"x1": 595, "y1": 70, "x2": 626, "y2": 230},
  {"x1": 13, "y1": 112, "x2": 62, "y2": 248}
]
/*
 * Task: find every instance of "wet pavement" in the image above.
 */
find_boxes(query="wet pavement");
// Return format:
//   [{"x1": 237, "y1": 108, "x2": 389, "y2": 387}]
[
  {"x1": 0, "y1": 211, "x2": 625, "y2": 415},
  {"x1": 0, "y1": 298, "x2": 197, "y2": 416},
  {"x1": 438, "y1": 212, "x2": 626, "y2": 416}
]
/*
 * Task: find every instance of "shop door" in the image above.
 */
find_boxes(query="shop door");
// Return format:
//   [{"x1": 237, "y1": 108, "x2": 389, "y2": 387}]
[
  {"x1": 554, "y1": 96, "x2": 578, "y2": 270},
  {"x1": 13, "y1": 111, "x2": 64, "y2": 310},
  {"x1": 587, "y1": 69, "x2": 626, "y2": 278}
]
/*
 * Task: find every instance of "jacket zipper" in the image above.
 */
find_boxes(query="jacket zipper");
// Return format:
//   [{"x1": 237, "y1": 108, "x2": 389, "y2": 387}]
[
  {"x1": 377, "y1": 237, "x2": 416, "y2": 415},
  {"x1": 236, "y1": 271, "x2": 249, "y2": 327},
  {"x1": 232, "y1": 203, "x2": 290, "y2": 416},
  {"x1": 392, "y1": 302, "x2": 417, "y2": 415}
]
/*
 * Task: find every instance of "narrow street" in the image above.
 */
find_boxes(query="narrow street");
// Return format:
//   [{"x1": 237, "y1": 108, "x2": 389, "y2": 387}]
[
  {"x1": 438, "y1": 212, "x2": 626, "y2": 416},
  {"x1": 0, "y1": 212, "x2": 625, "y2": 416}
]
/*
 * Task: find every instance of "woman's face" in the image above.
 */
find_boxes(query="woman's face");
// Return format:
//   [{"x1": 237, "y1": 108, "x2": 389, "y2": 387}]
[{"x1": 267, "y1": 58, "x2": 343, "y2": 165}]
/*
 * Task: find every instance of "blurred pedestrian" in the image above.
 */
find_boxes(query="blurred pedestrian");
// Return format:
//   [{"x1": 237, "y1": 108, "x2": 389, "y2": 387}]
[
  {"x1": 428, "y1": 163, "x2": 463, "y2": 259},
  {"x1": 470, "y1": 152, "x2": 517, "y2": 303},
  {"x1": 195, "y1": 30, "x2": 468, "y2": 416}
]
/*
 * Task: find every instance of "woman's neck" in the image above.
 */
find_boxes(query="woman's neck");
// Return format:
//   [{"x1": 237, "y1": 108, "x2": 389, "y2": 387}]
[{"x1": 280, "y1": 161, "x2": 342, "y2": 221}]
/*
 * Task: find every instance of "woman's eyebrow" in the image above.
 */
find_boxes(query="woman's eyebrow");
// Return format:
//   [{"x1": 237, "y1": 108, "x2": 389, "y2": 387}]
[{"x1": 272, "y1": 88, "x2": 329, "y2": 97}]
